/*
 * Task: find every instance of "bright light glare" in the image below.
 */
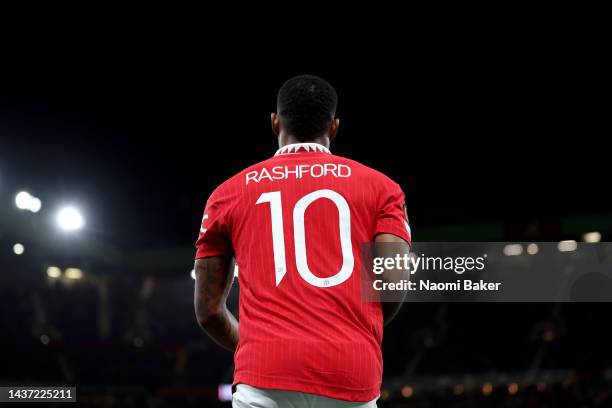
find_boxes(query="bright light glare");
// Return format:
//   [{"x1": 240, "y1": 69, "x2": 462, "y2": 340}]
[
  {"x1": 527, "y1": 243, "x2": 539, "y2": 255},
  {"x1": 47, "y1": 266, "x2": 62, "y2": 278},
  {"x1": 29, "y1": 197, "x2": 42, "y2": 213},
  {"x1": 57, "y1": 207, "x2": 84, "y2": 231},
  {"x1": 190, "y1": 269, "x2": 196, "y2": 280},
  {"x1": 558, "y1": 240, "x2": 577, "y2": 252},
  {"x1": 503, "y1": 244, "x2": 523, "y2": 256},
  {"x1": 15, "y1": 191, "x2": 42, "y2": 212},
  {"x1": 401, "y1": 386, "x2": 414, "y2": 398},
  {"x1": 15, "y1": 192, "x2": 30, "y2": 209},
  {"x1": 583, "y1": 231, "x2": 601, "y2": 243},
  {"x1": 65, "y1": 268, "x2": 83, "y2": 279},
  {"x1": 13, "y1": 243, "x2": 25, "y2": 255},
  {"x1": 218, "y1": 384, "x2": 233, "y2": 402},
  {"x1": 508, "y1": 382, "x2": 519, "y2": 396}
]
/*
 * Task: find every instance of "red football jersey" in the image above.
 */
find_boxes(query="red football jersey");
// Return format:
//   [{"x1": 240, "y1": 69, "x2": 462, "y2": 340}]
[{"x1": 195, "y1": 143, "x2": 411, "y2": 402}]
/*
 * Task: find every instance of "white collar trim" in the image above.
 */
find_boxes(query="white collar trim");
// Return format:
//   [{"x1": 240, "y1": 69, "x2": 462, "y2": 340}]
[{"x1": 275, "y1": 143, "x2": 331, "y2": 156}]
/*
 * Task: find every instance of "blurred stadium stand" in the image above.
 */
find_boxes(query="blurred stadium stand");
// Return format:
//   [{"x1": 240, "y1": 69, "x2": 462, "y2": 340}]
[{"x1": 2, "y1": 202, "x2": 612, "y2": 407}]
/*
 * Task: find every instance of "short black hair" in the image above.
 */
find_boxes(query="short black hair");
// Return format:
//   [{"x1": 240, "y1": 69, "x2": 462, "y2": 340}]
[{"x1": 277, "y1": 74, "x2": 337, "y2": 141}]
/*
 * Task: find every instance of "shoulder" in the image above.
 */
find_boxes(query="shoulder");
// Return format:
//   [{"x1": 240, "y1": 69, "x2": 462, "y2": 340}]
[
  {"x1": 207, "y1": 157, "x2": 277, "y2": 199},
  {"x1": 331, "y1": 154, "x2": 403, "y2": 190}
]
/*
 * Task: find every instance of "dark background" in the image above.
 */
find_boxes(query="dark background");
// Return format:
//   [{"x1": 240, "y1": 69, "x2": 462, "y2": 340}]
[{"x1": 1, "y1": 38, "x2": 608, "y2": 249}]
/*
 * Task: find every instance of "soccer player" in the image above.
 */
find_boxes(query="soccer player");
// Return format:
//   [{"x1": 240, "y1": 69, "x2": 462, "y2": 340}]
[{"x1": 194, "y1": 75, "x2": 411, "y2": 407}]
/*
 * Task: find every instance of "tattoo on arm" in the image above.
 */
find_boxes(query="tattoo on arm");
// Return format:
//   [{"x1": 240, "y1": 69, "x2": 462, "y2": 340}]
[{"x1": 194, "y1": 256, "x2": 239, "y2": 351}]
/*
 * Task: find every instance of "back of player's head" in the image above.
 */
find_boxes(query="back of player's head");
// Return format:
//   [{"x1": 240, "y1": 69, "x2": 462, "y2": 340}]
[{"x1": 277, "y1": 75, "x2": 337, "y2": 141}]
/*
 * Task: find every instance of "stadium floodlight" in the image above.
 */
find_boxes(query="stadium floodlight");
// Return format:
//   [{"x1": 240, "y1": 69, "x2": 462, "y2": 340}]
[
  {"x1": 46, "y1": 266, "x2": 62, "y2": 278},
  {"x1": 15, "y1": 191, "x2": 31, "y2": 209},
  {"x1": 15, "y1": 191, "x2": 42, "y2": 213},
  {"x1": 508, "y1": 382, "x2": 519, "y2": 396},
  {"x1": 503, "y1": 244, "x2": 523, "y2": 256},
  {"x1": 218, "y1": 384, "x2": 233, "y2": 402},
  {"x1": 558, "y1": 240, "x2": 577, "y2": 252},
  {"x1": 582, "y1": 231, "x2": 601, "y2": 243},
  {"x1": 482, "y1": 383, "x2": 493, "y2": 396},
  {"x1": 65, "y1": 268, "x2": 83, "y2": 279},
  {"x1": 29, "y1": 197, "x2": 42, "y2": 213},
  {"x1": 57, "y1": 207, "x2": 84, "y2": 231},
  {"x1": 13, "y1": 243, "x2": 25, "y2": 255},
  {"x1": 401, "y1": 386, "x2": 414, "y2": 398},
  {"x1": 527, "y1": 243, "x2": 539, "y2": 255}
]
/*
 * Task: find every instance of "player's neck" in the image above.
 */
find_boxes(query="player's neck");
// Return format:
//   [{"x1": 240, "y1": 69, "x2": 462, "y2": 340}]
[{"x1": 279, "y1": 133, "x2": 330, "y2": 150}]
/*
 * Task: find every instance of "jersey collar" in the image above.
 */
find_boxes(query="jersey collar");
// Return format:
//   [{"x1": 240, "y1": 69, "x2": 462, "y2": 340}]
[{"x1": 274, "y1": 143, "x2": 331, "y2": 156}]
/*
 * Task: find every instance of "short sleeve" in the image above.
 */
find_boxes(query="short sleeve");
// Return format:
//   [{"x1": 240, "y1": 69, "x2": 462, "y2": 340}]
[
  {"x1": 194, "y1": 190, "x2": 233, "y2": 259},
  {"x1": 374, "y1": 181, "x2": 412, "y2": 244}
]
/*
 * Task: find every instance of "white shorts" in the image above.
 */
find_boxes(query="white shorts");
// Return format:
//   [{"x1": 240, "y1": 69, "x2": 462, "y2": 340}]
[{"x1": 232, "y1": 384, "x2": 378, "y2": 408}]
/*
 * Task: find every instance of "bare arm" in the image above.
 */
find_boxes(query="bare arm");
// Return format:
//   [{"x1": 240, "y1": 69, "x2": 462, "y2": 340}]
[
  {"x1": 194, "y1": 256, "x2": 238, "y2": 351},
  {"x1": 374, "y1": 233, "x2": 411, "y2": 326}
]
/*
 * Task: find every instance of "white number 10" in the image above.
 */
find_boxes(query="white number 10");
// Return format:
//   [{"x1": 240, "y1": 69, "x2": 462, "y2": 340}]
[{"x1": 256, "y1": 189, "x2": 354, "y2": 288}]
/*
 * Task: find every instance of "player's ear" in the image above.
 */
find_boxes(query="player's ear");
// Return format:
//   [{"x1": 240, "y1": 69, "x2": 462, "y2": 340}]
[
  {"x1": 271, "y1": 113, "x2": 280, "y2": 136},
  {"x1": 329, "y1": 118, "x2": 340, "y2": 141}
]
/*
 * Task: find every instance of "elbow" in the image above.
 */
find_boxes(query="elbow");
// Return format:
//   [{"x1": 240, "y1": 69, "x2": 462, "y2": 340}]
[{"x1": 196, "y1": 307, "x2": 222, "y2": 329}]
